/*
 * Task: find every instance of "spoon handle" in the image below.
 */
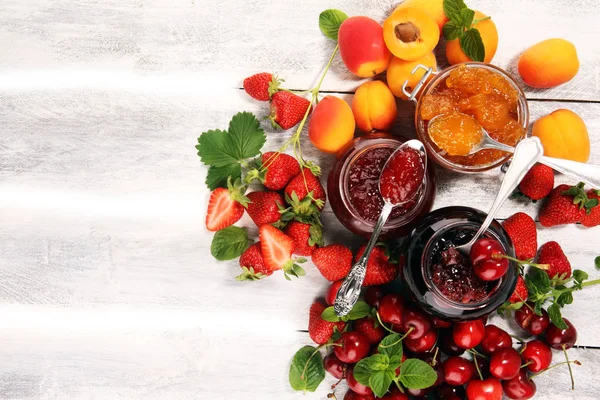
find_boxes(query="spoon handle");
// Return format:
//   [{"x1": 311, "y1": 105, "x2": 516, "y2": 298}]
[
  {"x1": 540, "y1": 156, "x2": 600, "y2": 189},
  {"x1": 334, "y1": 202, "x2": 394, "y2": 317},
  {"x1": 472, "y1": 137, "x2": 545, "y2": 242}
]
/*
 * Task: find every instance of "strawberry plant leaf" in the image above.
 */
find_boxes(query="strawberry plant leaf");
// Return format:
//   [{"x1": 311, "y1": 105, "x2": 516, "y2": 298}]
[
  {"x1": 210, "y1": 226, "x2": 248, "y2": 261},
  {"x1": 346, "y1": 301, "x2": 372, "y2": 320},
  {"x1": 399, "y1": 359, "x2": 438, "y2": 389},
  {"x1": 354, "y1": 358, "x2": 375, "y2": 386},
  {"x1": 443, "y1": 0, "x2": 467, "y2": 24},
  {"x1": 319, "y1": 9, "x2": 349, "y2": 41},
  {"x1": 460, "y1": 28, "x2": 485, "y2": 62},
  {"x1": 548, "y1": 303, "x2": 569, "y2": 330},
  {"x1": 227, "y1": 111, "x2": 266, "y2": 160},
  {"x1": 442, "y1": 21, "x2": 462, "y2": 40},
  {"x1": 369, "y1": 370, "x2": 393, "y2": 398},
  {"x1": 289, "y1": 345, "x2": 325, "y2": 392},
  {"x1": 205, "y1": 163, "x2": 242, "y2": 190},
  {"x1": 321, "y1": 306, "x2": 341, "y2": 322},
  {"x1": 197, "y1": 129, "x2": 237, "y2": 167},
  {"x1": 378, "y1": 333, "x2": 403, "y2": 358}
]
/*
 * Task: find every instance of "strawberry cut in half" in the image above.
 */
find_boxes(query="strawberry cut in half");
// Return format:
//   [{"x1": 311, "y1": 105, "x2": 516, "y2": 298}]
[
  {"x1": 259, "y1": 225, "x2": 306, "y2": 280},
  {"x1": 205, "y1": 179, "x2": 249, "y2": 231}
]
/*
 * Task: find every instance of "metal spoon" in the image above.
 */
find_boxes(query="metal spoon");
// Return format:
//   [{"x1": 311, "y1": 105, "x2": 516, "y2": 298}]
[
  {"x1": 453, "y1": 137, "x2": 544, "y2": 257},
  {"x1": 334, "y1": 139, "x2": 427, "y2": 317},
  {"x1": 429, "y1": 112, "x2": 600, "y2": 188}
]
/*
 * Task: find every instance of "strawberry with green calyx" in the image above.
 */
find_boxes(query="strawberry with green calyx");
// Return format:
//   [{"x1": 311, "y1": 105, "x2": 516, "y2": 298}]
[
  {"x1": 245, "y1": 152, "x2": 301, "y2": 190},
  {"x1": 355, "y1": 245, "x2": 398, "y2": 286},
  {"x1": 502, "y1": 212, "x2": 537, "y2": 260},
  {"x1": 259, "y1": 225, "x2": 306, "y2": 280},
  {"x1": 581, "y1": 189, "x2": 600, "y2": 227},
  {"x1": 309, "y1": 301, "x2": 346, "y2": 345},
  {"x1": 270, "y1": 91, "x2": 312, "y2": 130},
  {"x1": 246, "y1": 191, "x2": 284, "y2": 227},
  {"x1": 205, "y1": 177, "x2": 249, "y2": 232},
  {"x1": 236, "y1": 242, "x2": 271, "y2": 281},
  {"x1": 285, "y1": 168, "x2": 327, "y2": 210},
  {"x1": 284, "y1": 221, "x2": 323, "y2": 256},
  {"x1": 539, "y1": 182, "x2": 599, "y2": 227},
  {"x1": 243, "y1": 72, "x2": 283, "y2": 101},
  {"x1": 518, "y1": 164, "x2": 555, "y2": 201},
  {"x1": 312, "y1": 244, "x2": 353, "y2": 281},
  {"x1": 537, "y1": 241, "x2": 572, "y2": 280},
  {"x1": 279, "y1": 191, "x2": 323, "y2": 227}
]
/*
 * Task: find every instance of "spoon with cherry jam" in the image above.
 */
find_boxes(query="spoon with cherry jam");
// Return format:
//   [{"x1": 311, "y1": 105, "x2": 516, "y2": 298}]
[
  {"x1": 334, "y1": 139, "x2": 427, "y2": 317},
  {"x1": 429, "y1": 112, "x2": 600, "y2": 188}
]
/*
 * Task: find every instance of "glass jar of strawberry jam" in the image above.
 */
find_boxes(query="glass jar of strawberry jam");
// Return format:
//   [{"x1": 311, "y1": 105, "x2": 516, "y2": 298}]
[
  {"x1": 402, "y1": 206, "x2": 518, "y2": 321},
  {"x1": 406, "y1": 62, "x2": 529, "y2": 173},
  {"x1": 327, "y1": 133, "x2": 436, "y2": 238}
]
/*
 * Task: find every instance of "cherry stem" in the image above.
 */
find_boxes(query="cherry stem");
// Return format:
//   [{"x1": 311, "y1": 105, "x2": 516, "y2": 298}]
[
  {"x1": 375, "y1": 311, "x2": 402, "y2": 335},
  {"x1": 468, "y1": 348, "x2": 488, "y2": 359},
  {"x1": 472, "y1": 354, "x2": 484, "y2": 381},
  {"x1": 511, "y1": 334, "x2": 526, "y2": 344},
  {"x1": 398, "y1": 327, "x2": 415, "y2": 341},
  {"x1": 530, "y1": 357, "x2": 581, "y2": 381},
  {"x1": 521, "y1": 361, "x2": 533, "y2": 369},
  {"x1": 563, "y1": 345, "x2": 576, "y2": 390},
  {"x1": 494, "y1": 254, "x2": 549, "y2": 270}
]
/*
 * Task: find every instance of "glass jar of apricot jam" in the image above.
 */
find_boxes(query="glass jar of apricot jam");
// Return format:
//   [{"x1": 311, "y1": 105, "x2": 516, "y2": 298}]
[
  {"x1": 402, "y1": 206, "x2": 518, "y2": 321},
  {"x1": 413, "y1": 63, "x2": 529, "y2": 173},
  {"x1": 327, "y1": 133, "x2": 436, "y2": 239}
]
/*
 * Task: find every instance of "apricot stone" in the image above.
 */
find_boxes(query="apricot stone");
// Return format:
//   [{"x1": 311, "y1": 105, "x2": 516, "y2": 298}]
[
  {"x1": 338, "y1": 16, "x2": 392, "y2": 78},
  {"x1": 351, "y1": 81, "x2": 398, "y2": 132},
  {"x1": 518, "y1": 39, "x2": 579, "y2": 88},
  {"x1": 387, "y1": 52, "x2": 437, "y2": 99},
  {"x1": 394, "y1": 0, "x2": 448, "y2": 34},
  {"x1": 309, "y1": 96, "x2": 355, "y2": 154},
  {"x1": 446, "y1": 11, "x2": 498, "y2": 64},
  {"x1": 383, "y1": 7, "x2": 439, "y2": 61},
  {"x1": 532, "y1": 109, "x2": 589, "y2": 163}
]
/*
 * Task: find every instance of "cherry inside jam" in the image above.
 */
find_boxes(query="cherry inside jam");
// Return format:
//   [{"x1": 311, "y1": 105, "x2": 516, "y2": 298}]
[{"x1": 380, "y1": 147, "x2": 425, "y2": 204}]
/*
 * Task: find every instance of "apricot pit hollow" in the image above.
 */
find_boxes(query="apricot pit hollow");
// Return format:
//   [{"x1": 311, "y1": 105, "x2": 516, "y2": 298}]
[{"x1": 383, "y1": 7, "x2": 439, "y2": 61}]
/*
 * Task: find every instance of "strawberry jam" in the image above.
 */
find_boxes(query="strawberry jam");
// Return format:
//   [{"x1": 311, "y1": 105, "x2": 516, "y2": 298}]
[{"x1": 380, "y1": 147, "x2": 425, "y2": 204}]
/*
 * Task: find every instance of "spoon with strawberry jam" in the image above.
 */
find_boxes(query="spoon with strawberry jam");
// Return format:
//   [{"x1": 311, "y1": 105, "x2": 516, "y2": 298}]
[{"x1": 334, "y1": 139, "x2": 426, "y2": 316}]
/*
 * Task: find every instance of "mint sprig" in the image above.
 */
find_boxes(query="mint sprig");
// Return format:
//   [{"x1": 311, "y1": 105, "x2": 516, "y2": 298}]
[
  {"x1": 319, "y1": 9, "x2": 348, "y2": 41},
  {"x1": 210, "y1": 226, "x2": 248, "y2": 261},
  {"x1": 321, "y1": 301, "x2": 371, "y2": 322},
  {"x1": 442, "y1": 0, "x2": 488, "y2": 62},
  {"x1": 289, "y1": 346, "x2": 325, "y2": 392}
]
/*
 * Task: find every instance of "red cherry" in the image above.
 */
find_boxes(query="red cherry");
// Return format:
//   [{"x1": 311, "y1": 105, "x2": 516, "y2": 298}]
[
  {"x1": 343, "y1": 390, "x2": 376, "y2": 400},
  {"x1": 439, "y1": 329, "x2": 465, "y2": 356},
  {"x1": 435, "y1": 383, "x2": 466, "y2": 400},
  {"x1": 347, "y1": 367, "x2": 373, "y2": 396},
  {"x1": 515, "y1": 304, "x2": 550, "y2": 335},
  {"x1": 466, "y1": 377, "x2": 503, "y2": 400},
  {"x1": 453, "y1": 320, "x2": 485, "y2": 349},
  {"x1": 406, "y1": 387, "x2": 430, "y2": 397},
  {"x1": 443, "y1": 356, "x2": 475, "y2": 386},
  {"x1": 473, "y1": 257, "x2": 509, "y2": 281},
  {"x1": 470, "y1": 238, "x2": 506, "y2": 265},
  {"x1": 334, "y1": 332, "x2": 371, "y2": 363},
  {"x1": 480, "y1": 324, "x2": 512, "y2": 355},
  {"x1": 432, "y1": 316, "x2": 452, "y2": 329},
  {"x1": 405, "y1": 329, "x2": 438, "y2": 353},
  {"x1": 323, "y1": 353, "x2": 347, "y2": 379},
  {"x1": 544, "y1": 318, "x2": 577, "y2": 350},
  {"x1": 378, "y1": 294, "x2": 405, "y2": 324},
  {"x1": 489, "y1": 347, "x2": 521, "y2": 380},
  {"x1": 521, "y1": 339, "x2": 552, "y2": 372},
  {"x1": 379, "y1": 386, "x2": 408, "y2": 399},
  {"x1": 364, "y1": 286, "x2": 384, "y2": 308},
  {"x1": 326, "y1": 280, "x2": 343, "y2": 306},
  {"x1": 502, "y1": 369, "x2": 536, "y2": 400},
  {"x1": 402, "y1": 307, "x2": 432, "y2": 340}
]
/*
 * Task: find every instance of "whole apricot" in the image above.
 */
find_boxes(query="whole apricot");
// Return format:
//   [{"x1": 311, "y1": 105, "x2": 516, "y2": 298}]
[
  {"x1": 338, "y1": 16, "x2": 392, "y2": 78},
  {"x1": 383, "y1": 7, "x2": 439, "y2": 61},
  {"x1": 446, "y1": 11, "x2": 498, "y2": 64},
  {"x1": 387, "y1": 52, "x2": 437, "y2": 99},
  {"x1": 394, "y1": 0, "x2": 448, "y2": 34},
  {"x1": 351, "y1": 81, "x2": 398, "y2": 132},
  {"x1": 309, "y1": 96, "x2": 355, "y2": 154},
  {"x1": 518, "y1": 39, "x2": 579, "y2": 88},
  {"x1": 532, "y1": 109, "x2": 590, "y2": 162}
]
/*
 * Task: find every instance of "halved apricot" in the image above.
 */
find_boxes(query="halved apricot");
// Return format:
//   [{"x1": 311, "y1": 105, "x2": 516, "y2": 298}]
[{"x1": 383, "y1": 7, "x2": 439, "y2": 61}]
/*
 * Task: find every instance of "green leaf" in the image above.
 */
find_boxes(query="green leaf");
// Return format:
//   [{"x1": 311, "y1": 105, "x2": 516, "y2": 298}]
[
  {"x1": 347, "y1": 301, "x2": 372, "y2": 321},
  {"x1": 399, "y1": 359, "x2": 438, "y2": 390},
  {"x1": 442, "y1": 21, "x2": 462, "y2": 41},
  {"x1": 459, "y1": 8, "x2": 475, "y2": 27},
  {"x1": 526, "y1": 268, "x2": 551, "y2": 295},
  {"x1": 388, "y1": 355, "x2": 403, "y2": 372},
  {"x1": 196, "y1": 129, "x2": 236, "y2": 167},
  {"x1": 210, "y1": 226, "x2": 248, "y2": 261},
  {"x1": 205, "y1": 163, "x2": 242, "y2": 190},
  {"x1": 369, "y1": 371, "x2": 393, "y2": 398},
  {"x1": 227, "y1": 112, "x2": 266, "y2": 160},
  {"x1": 573, "y1": 269, "x2": 589, "y2": 284},
  {"x1": 443, "y1": 0, "x2": 467, "y2": 24},
  {"x1": 319, "y1": 9, "x2": 349, "y2": 41},
  {"x1": 555, "y1": 291, "x2": 574, "y2": 307},
  {"x1": 548, "y1": 304, "x2": 569, "y2": 330},
  {"x1": 321, "y1": 306, "x2": 341, "y2": 322},
  {"x1": 354, "y1": 358, "x2": 375, "y2": 386},
  {"x1": 289, "y1": 346, "x2": 325, "y2": 392},
  {"x1": 596, "y1": 256, "x2": 600, "y2": 270},
  {"x1": 460, "y1": 28, "x2": 485, "y2": 62},
  {"x1": 378, "y1": 334, "x2": 403, "y2": 358},
  {"x1": 366, "y1": 354, "x2": 390, "y2": 371}
]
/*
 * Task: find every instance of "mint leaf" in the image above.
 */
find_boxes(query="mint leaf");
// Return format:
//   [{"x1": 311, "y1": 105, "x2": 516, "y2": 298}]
[
  {"x1": 354, "y1": 358, "x2": 375, "y2": 386},
  {"x1": 369, "y1": 370, "x2": 393, "y2": 398},
  {"x1": 443, "y1": 0, "x2": 467, "y2": 23},
  {"x1": 210, "y1": 226, "x2": 248, "y2": 261},
  {"x1": 442, "y1": 21, "x2": 462, "y2": 40},
  {"x1": 459, "y1": 8, "x2": 475, "y2": 27},
  {"x1": 206, "y1": 163, "x2": 242, "y2": 190},
  {"x1": 388, "y1": 355, "x2": 403, "y2": 372},
  {"x1": 548, "y1": 304, "x2": 569, "y2": 330},
  {"x1": 289, "y1": 346, "x2": 325, "y2": 392},
  {"x1": 347, "y1": 301, "x2": 372, "y2": 320},
  {"x1": 319, "y1": 9, "x2": 348, "y2": 41},
  {"x1": 573, "y1": 269, "x2": 589, "y2": 284},
  {"x1": 555, "y1": 291, "x2": 573, "y2": 307},
  {"x1": 460, "y1": 28, "x2": 485, "y2": 62},
  {"x1": 227, "y1": 112, "x2": 266, "y2": 160},
  {"x1": 378, "y1": 334, "x2": 403, "y2": 358},
  {"x1": 596, "y1": 256, "x2": 600, "y2": 270},
  {"x1": 197, "y1": 129, "x2": 237, "y2": 167},
  {"x1": 321, "y1": 306, "x2": 341, "y2": 322},
  {"x1": 367, "y1": 354, "x2": 390, "y2": 371},
  {"x1": 527, "y1": 268, "x2": 551, "y2": 295},
  {"x1": 399, "y1": 359, "x2": 438, "y2": 389}
]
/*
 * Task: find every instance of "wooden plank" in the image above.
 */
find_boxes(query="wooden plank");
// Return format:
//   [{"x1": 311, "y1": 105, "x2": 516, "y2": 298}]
[{"x1": 1, "y1": 0, "x2": 599, "y2": 100}]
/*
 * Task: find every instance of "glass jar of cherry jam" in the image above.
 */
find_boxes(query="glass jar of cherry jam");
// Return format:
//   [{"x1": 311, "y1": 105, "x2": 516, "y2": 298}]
[
  {"x1": 402, "y1": 206, "x2": 518, "y2": 321},
  {"x1": 327, "y1": 133, "x2": 436, "y2": 239}
]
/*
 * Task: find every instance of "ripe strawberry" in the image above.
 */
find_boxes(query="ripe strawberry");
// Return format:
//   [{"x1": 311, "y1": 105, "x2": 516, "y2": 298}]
[
  {"x1": 312, "y1": 244, "x2": 353, "y2": 281},
  {"x1": 205, "y1": 183, "x2": 247, "y2": 231},
  {"x1": 354, "y1": 317, "x2": 385, "y2": 344},
  {"x1": 537, "y1": 241, "x2": 572, "y2": 279},
  {"x1": 308, "y1": 301, "x2": 345, "y2": 345},
  {"x1": 246, "y1": 191, "x2": 284, "y2": 226},
  {"x1": 259, "y1": 225, "x2": 305, "y2": 279},
  {"x1": 581, "y1": 189, "x2": 600, "y2": 227},
  {"x1": 518, "y1": 164, "x2": 554, "y2": 201},
  {"x1": 539, "y1": 183, "x2": 590, "y2": 227},
  {"x1": 285, "y1": 168, "x2": 326, "y2": 210},
  {"x1": 284, "y1": 221, "x2": 323, "y2": 256},
  {"x1": 502, "y1": 212, "x2": 537, "y2": 260},
  {"x1": 355, "y1": 245, "x2": 398, "y2": 286},
  {"x1": 261, "y1": 152, "x2": 300, "y2": 190},
  {"x1": 243, "y1": 72, "x2": 281, "y2": 101},
  {"x1": 270, "y1": 91, "x2": 311, "y2": 130},
  {"x1": 508, "y1": 275, "x2": 528, "y2": 304},
  {"x1": 236, "y1": 243, "x2": 272, "y2": 281}
]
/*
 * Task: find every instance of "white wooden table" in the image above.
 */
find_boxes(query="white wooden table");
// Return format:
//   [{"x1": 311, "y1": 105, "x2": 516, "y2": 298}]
[{"x1": 1, "y1": 0, "x2": 599, "y2": 399}]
